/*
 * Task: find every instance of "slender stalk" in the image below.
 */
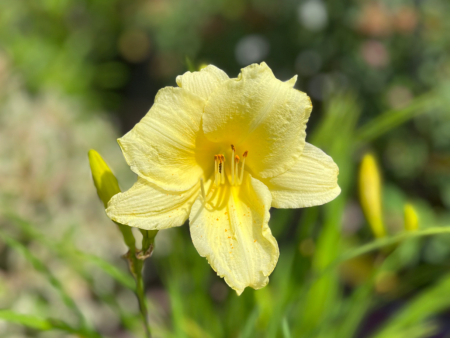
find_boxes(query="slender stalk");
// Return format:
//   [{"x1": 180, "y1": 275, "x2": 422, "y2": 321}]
[
  {"x1": 124, "y1": 230, "x2": 157, "y2": 338},
  {"x1": 134, "y1": 260, "x2": 151, "y2": 338},
  {"x1": 139, "y1": 229, "x2": 158, "y2": 259},
  {"x1": 125, "y1": 249, "x2": 151, "y2": 338}
]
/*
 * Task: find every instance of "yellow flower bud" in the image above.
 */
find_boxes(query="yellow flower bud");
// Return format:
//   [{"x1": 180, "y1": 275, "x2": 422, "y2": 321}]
[
  {"x1": 359, "y1": 153, "x2": 386, "y2": 238},
  {"x1": 88, "y1": 150, "x2": 137, "y2": 250},
  {"x1": 404, "y1": 203, "x2": 419, "y2": 232},
  {"x1": 88, "y1": 149, "x2": 121, "y2": 208},
  {"x1": 199, "y1": 63, "x2": 208, "y2": 70}
]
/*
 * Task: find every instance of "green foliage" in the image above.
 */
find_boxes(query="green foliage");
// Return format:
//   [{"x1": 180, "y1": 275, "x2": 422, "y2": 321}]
[
  {"x1": 1, "y1": 0, "x2": 450, "y2": 337},
  {"x1": 0, "y1": 229, "x2": 87, "y2": 329},
  {"x1": 0, "y1": 310, "x2": 102, "y2": 338},
  {"x1": 2, "y1": 89, "x2": 450, "y2": 337}
]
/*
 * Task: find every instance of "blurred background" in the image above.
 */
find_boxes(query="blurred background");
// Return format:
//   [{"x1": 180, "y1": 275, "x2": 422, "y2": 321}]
[{"x1": 1, "y1": 0, "x2": 450, "y2": 337}]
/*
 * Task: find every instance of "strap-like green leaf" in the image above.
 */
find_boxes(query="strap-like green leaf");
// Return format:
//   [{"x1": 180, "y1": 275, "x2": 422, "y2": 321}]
[
  {"x1": 5, "y1": 214, "x2": 135, "y2": 290},
  {"x1": 0, "y1": 310, "x2": 102, "y2": 338},
  {"x1": 0, "y1": 230, "x2": 87, "y2": 328}
]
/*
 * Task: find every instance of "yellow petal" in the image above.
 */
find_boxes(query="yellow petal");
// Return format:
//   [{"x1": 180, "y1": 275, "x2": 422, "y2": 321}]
[
  {"x1": 106, "y1": 177, "x2": 201, "y2": 230},
  {"x1": 262, "y1": 143, "x2": 340, "y2": 208},
  {"x1": 285, "y1": 75, "x2": 298, "y2": 87},
  {"x1": 189, "y1": 172, "x2": 279, "y2": 295},
  {"x1": 203, "y1": 62, "x2": 312, "y2": 179},
  {"x1": 118, "y1": 87, "x2": 206, "y2": 192},
  {"x1": 176, "y1": 65, "x2": 229, "y2": 101}
]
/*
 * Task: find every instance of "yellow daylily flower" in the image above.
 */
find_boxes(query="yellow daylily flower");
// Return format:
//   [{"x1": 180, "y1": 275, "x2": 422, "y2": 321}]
[{"x1": 106, "y1": 62, "x2": 340, "y2": 294}]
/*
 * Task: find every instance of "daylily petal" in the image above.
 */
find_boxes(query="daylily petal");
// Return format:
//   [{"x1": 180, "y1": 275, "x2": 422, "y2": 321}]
[
  {"x1": 118, "y1": 87, "x2": 206, "y2": 191},
  {"x1": 203, "y1": 62, "x2": 312, "y2": 179},
  {"x1": 106, "y1": 177, "x2": 201, "y2": 230},
  {"x1": 285, "y1": 75, "x2": 298, "y2": 87},
  {"x1": 262, "y1": 143, "x2": 341, "y2": 208},
  {"x1": 189, "y1": 172, "x2": 279, "y2": 295},
  {"x1": 176, "y1": 65, "x2": 229, "y2": 101}
]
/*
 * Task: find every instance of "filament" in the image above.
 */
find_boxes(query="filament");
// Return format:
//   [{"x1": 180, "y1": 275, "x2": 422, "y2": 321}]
[
  {"x1": 220, "y1": 155, "x2": 225, "y2": 184},
  {"x1": 214, "y1": 155, "x2": 219, "y2": 186},
  {"x1": 200, "y1": 178, "x2": 206, "y2": 200},
  {"x1": 239, "y1": 151, "x2": 248, "y2": 185},
  {"x1": 234, "y1": 155, "x2": 240, "y2": 185},
  {"x1": 231, "y1": 145, "x2": 235, "y2": 185}
]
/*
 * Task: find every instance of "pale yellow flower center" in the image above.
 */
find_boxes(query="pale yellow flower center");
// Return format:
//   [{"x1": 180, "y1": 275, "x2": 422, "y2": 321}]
[{"x1": 200, "y1": 144, "x2": 248, "y2": 200}]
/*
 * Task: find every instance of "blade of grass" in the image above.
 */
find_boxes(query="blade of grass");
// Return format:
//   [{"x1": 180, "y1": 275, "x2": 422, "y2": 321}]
[
  {"x1": 239, "y1": 307, "x2": 259, "y2": 338},
  {"x1": 301, "y1": 226, "x2": 450, "y2": 295},
  {"x1": 4, "y1": 214, "x2": 138, "y2": 332},
  {"x1": 5, "y1": 213, "x2": 135, "y2": 290},
  {"x1": 338, "y1": 227, "x2": 450, "y2": 265},
  {"x1": 293, "y1": 93, "x2": 360, "y2": 336},
  {"x1": 292, "y1": 227, "x2": 450, "y2": 338},
  {"x1": 281, "y1": 318, "x2": 292, "y2": 338},
  {"x1": 265, "y1": 246, "x2": 296, "y2": 338},
  {"x1": 80, "y1": 252, "x2": 135, "y2": 290},
  {"x1": 370, "y1": 270, "x2": 450, "y2": 338},
  {"x1": 0, "y1": 310, "x2": 102, "y2": 338},
  {"x1": 0, "y1": 229, "x2": 88, "y2": 329},
  {"x1": 167, "y1": 278, "x2": 188, "y2": 338},
  {"x1": 333, "y1": 279, "x2": 374, "y2": 338},
  {"x1": 312, "y1": 227, "x2": 447, "y2": 338},
  {"x1": 355, "y1": 91, "x2": 440, "y2": 143}
]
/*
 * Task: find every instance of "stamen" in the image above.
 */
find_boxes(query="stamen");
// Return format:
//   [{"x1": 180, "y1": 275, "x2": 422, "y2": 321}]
[
  {"x1": 200, "y1": 178, "x2": 206, "y2": 200},
  {"x1": 235, "y1": 155, "x2": 240, "y2": 184},
  {"x1": 214, "y1": 155, "x2": 218, "y2": 186},
  {"x1": 220, "y1": 155, "x2": 225, "y2": 184},
  {"x1": 239, "y1": 151, "x2": 248, "y2": 185},
  {"x1": 231, "y1": 145, "x2": 235, "y2": 185}
]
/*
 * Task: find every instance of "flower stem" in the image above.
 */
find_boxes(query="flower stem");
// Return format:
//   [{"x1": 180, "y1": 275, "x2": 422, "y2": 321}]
[
  {"x1": 125, "y1": 249, "x2": 152, "y2": 338},
  {"x1": 123, "y1": 230, "x2": 158, "y2": 338},
  {"x1": 134, "y1": 260, "x2": 151, "y2": 338}
]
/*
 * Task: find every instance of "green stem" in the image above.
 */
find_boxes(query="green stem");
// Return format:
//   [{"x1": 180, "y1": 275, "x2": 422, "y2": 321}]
[
  {"x1": 134, "y1": 260, "x2": 151, "y2": 338},
  {"x1": 117, "y1": 226, "x2": 157, "y2": 337},
  {"x1": 124, "y1": 248, "x2": 151, "y2": 338},
  {"x1": 139, "y1": 229, "x2": 158, "y2": 259}
]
